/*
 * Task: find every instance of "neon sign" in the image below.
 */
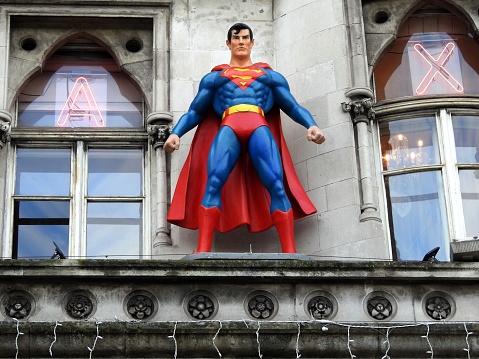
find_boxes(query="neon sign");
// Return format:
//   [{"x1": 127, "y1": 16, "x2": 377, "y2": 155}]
[
  {"x1": 57, "y1": 76, "x2": 105, "y2": 127},
  {"x1": 413, "y1": 42, "x2": 464, "y2": 95}
]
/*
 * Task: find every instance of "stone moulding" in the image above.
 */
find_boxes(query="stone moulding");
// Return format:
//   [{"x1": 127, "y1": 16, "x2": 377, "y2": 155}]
[{"x1": 0, "y1": 320, "x2": 478, "y2": 358}]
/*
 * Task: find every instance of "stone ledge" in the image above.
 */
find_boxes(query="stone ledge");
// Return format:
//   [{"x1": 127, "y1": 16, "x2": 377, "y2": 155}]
[{"x1": 0, "y1": 259, "x2": 478, "y2": 283}]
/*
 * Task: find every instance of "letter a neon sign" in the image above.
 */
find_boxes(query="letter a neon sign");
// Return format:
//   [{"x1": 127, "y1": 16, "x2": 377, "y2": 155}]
[{"x1": 57, "y1": 76, "x2": 105, "y2": 127}]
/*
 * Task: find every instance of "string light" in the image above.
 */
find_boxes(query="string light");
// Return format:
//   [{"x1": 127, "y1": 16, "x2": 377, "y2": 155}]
[
  {"x1": 256, "y1": 321, "x2": 263, "y2": 359},
  {"x1": 13, "y1": 318, "x2": 23, "y2": 359},
  {"x1": 7, "y1": 318, "x2": 479, "y2": 357},
  {"x1": 49, "y1": 321, "x2": 62, "y2": 357},
  {"x1": 212, "y1": 321, "x2": 222, "y2": 358},
  {"x1": 422, "y1": 323, "x2": 434, "y2": 358},
  {"x1": 87, "y1": 321, "x2": 103, "y2": 359},
  {"x1": 381, "y1": 327, "x2": 391, "y2": 359},
  {"x1": 295, "y1": 322, "x2": 301, "y2": 359},
  {"x1": 464, "y1": 323, "x2": 473, "y2": 359},
  {"x1": 347, "y1": 325, "x2": 356, "y2": 359},
  {"x1": 168, "y1": 321, "x2": 178, "y2": 359}
]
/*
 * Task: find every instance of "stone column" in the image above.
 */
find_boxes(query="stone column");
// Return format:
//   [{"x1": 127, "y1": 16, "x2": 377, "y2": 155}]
[
  {"x1": 147, "y1": 111, "x2": 173, "y2": 247},
  {"x1": 341, "y1": 0, "x2": 381, "y2": 222},
  {"x1": 148, "y1": 9, "x2": 172, "y2": 250},
  {"x1": 342, "y1": 88, "x2": 380, "y2": 222}
]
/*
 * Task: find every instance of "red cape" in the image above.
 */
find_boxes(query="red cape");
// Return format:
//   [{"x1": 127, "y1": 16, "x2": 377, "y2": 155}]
[{"x1": 167, "y1": 63, "x2": 317, "y2": 232}]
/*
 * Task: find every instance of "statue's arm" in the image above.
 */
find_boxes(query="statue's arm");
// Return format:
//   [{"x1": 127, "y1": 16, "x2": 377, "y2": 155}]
[
  {"x1": 170, "y1": 72, "x2": 218, "y2": 138},
  {"x1": 269, "y1": 70, "x2": 325, "y2": 144},
  {"x1": 164, "y1": 72, "x2": 218, "y2": 153}
]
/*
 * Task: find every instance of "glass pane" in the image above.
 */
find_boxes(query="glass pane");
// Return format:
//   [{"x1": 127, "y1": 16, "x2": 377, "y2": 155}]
[
  {"x1": 86, "y1": 202, "x2": 142, "y2": 259},
  {"x1": 385, "y1": 171, "x2": 449, "y2": 261},
  {"x1": 380, "y1": 117, "x2": 440, "y2": 171},
  {"x1": 459, "y1": 170, "x2": 479, "y2": 237},
  {"x1": 15, "y1": 148, "x2": 71, "y2": 196},
  {"x1": 17, "y1": 38, "x2": 143, "y2": 128},
  {"x1": 452, "y1": 116, "x2": 479, "y2": 163},
  {"x1": 14, "y1": 201, "x2": 69, "y2": 259},
  {"x1": 374, "y1": 15, "x2": 479, "y2": 100},
  {"x1": 88, "y1": 149, "x2": 143, "y2": 196}
]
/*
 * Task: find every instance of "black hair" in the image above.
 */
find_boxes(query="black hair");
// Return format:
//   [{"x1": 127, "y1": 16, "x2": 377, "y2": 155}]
[{"x1": 227, "y1": 23, "x2": 253, "y2": 42}]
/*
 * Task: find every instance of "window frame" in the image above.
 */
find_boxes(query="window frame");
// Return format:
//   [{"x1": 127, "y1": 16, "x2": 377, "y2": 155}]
[
  {"x1": 4, "y1": 132, "x2": 150, "y2": 259},
  {"x1": 373, "y1": 97, "x2": 479, "y2": 260}
]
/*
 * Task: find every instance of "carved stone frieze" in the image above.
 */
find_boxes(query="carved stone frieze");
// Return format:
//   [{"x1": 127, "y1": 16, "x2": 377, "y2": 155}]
[
  {"x1": 127, "y1": 294, "x2": 155, "y2": 320},
  {"x1": 367, "y1": 296, "x2": 393, "y2": 320},
  {"x1": 247, "y1": 295, "x2": 275, "y2": 319},
  {"x1": 5, "y1": 296, "x2": 32, "y2": 319},
  {"x1": 187, "y1": 294, "x2": 215, "y2": 320},
  {"x1": 426, "y1": 296, "x2": 451, "y2": 320},
  {"x1": 307, "y1": 295, "x2": 334, "y2": 320},
  {"x1": 66, "y1": 294, "x2": 94, "y2": 319}
]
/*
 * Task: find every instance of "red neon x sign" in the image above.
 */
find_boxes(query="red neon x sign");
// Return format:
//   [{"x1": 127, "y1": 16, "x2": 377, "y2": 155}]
[{"x1": 413, "y1": 42, "x2": 464, "y2": 95}]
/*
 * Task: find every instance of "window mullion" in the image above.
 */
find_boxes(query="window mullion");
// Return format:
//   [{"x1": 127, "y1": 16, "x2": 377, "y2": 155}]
[
  {"x1": 439, "y1": 109, "x2": 466, "y2": 240},
  {"x1": 71, "y1": 141, "x2": 86, "y2": 258}
]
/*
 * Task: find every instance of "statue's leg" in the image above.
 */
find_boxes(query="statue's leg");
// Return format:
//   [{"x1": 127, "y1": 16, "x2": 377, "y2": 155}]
[
  {"x1": 248, "y1": 126, "x2": 296, "y2": 253},
  {"x1": 196, "y1": 126, "x2": 240, "y2": 253}
]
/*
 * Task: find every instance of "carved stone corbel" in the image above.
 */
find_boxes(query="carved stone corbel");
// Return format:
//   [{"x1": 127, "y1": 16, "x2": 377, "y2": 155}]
[
  {"x1": 342, "y1": 88, "x2": 381, "y2": 222},
  {"x1": 0, "y1": 110, "x2": 12, "y2": 149},
  {"x1": 342, "y1": 97, "x2": 375, "y2": 125},
  {"x1": 147, "y1": 123, "x2": 170, "y2": 149}
]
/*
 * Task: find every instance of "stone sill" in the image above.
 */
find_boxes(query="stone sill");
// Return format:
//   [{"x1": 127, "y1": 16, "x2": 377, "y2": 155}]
[{"x1": 0, "y1": 259, "x2": 478, "y2": 283}]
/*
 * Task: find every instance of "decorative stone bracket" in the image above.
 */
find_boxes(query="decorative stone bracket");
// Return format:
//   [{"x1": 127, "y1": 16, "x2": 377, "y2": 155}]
[
  {"x1": 0, "y1": 110, "x2": 12, "y2": 149},
  {"x1": 342, "y1": 88, "x2": 381, "y2": 222},
  {"x1": 147, "y1": 123, "x2": 171, "y2": 149}
]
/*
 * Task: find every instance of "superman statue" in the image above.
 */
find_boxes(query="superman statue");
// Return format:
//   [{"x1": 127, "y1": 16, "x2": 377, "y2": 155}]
[{"x1": 164, "y1": 23, "x2": 326, "y2": 253}]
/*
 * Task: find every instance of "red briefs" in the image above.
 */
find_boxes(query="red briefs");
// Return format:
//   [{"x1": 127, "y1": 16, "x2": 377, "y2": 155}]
[{"x1": 221, "y1": 109, "x2": 268, "y2": 144}]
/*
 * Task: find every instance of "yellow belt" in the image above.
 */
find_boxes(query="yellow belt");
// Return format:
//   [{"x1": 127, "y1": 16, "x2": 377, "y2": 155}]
[{"x1": 222, "y1": 104, "x2": 264, "y2": 120}]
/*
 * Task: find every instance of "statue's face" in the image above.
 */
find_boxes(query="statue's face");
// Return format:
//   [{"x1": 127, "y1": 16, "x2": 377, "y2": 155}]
[{"x1": 226, "y1": 29, "x2": 254, "y2": 60}]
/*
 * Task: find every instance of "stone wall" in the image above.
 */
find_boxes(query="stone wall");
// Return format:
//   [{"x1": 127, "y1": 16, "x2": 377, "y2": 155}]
[{"x1": 1, "y1": 259, "x2": 479, "y2": 357}]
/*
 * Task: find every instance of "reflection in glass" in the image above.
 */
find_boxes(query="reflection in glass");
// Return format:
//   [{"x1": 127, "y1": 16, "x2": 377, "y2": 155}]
[
  {"x1": 14, "y1": 201, "x2": 69, "y2": 259},
  {"x1": 88, "y1": 149, "x2": 142, "y2": 196},
  {"x1": 86, "y1": 202, "x2": 142, "y2": 259},
  {"x1": 459, "y1": 170, "x2": 479, "y2": 237},
  {"x1": 385, "y1": 171, "x2": 449, "y2": 261},
  {"x1": 380, "y1": 117, "x2": 439, "y2": 171},
  {"x1": 15, "y1": 148, "x2": 71, "y2": 196},
  {"x1": 452, "y1": 116, "x2": 479, "y2": 163}
]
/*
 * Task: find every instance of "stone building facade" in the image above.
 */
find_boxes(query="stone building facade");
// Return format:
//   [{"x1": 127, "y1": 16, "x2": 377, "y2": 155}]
[{"x1": 0, "y1": 0, "x2": 479, "y2": 357}]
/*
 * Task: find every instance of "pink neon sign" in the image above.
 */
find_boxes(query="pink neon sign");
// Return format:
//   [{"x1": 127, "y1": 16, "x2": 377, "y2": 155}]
[
  {"x1": 413, "y1": 42, "x2": 464, "y2": 95},
  {"x1": 57, "y1": 76, "x2": 105, "y2": 127}
]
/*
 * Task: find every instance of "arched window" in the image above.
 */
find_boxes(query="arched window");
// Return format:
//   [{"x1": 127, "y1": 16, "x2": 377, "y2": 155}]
[
  {"x1": 375, "y1": 7, "x2": 479, "y2": 100},
  {"x1": 18, "y1": 37, "x2": 143, "y2": 128},
  {"x1": 10, "y1": 37, "x2": 147, "y2": 260},
  {"x1": 373, "y1": 4, "x2": 479, "y2": 261}
]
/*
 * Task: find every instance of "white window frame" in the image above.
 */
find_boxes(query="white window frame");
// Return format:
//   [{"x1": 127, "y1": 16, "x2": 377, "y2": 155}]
[
  {"x1": 3, "y1": 134, "x2": 150, "y2": 259},
  {"x1": 373, "y1": 105, "x2": 479, "y2": 260}
]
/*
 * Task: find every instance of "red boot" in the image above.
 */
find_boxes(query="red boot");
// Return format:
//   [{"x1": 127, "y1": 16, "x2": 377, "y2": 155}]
[
  {"x1": 271, "y1": 209, "x2": 297, "y2": 253},
  {"x1": 195, "y1": 205, "x2": 221, "y2": 253}
]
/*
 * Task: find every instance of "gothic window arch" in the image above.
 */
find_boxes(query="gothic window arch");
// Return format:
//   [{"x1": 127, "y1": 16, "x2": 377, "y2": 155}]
[
  {"x1": 7, "y1": 35, "x2": 148, "y2": 260},
  {"x1": 371, "y1": 2, "x2": 479, "y2": 261}
]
